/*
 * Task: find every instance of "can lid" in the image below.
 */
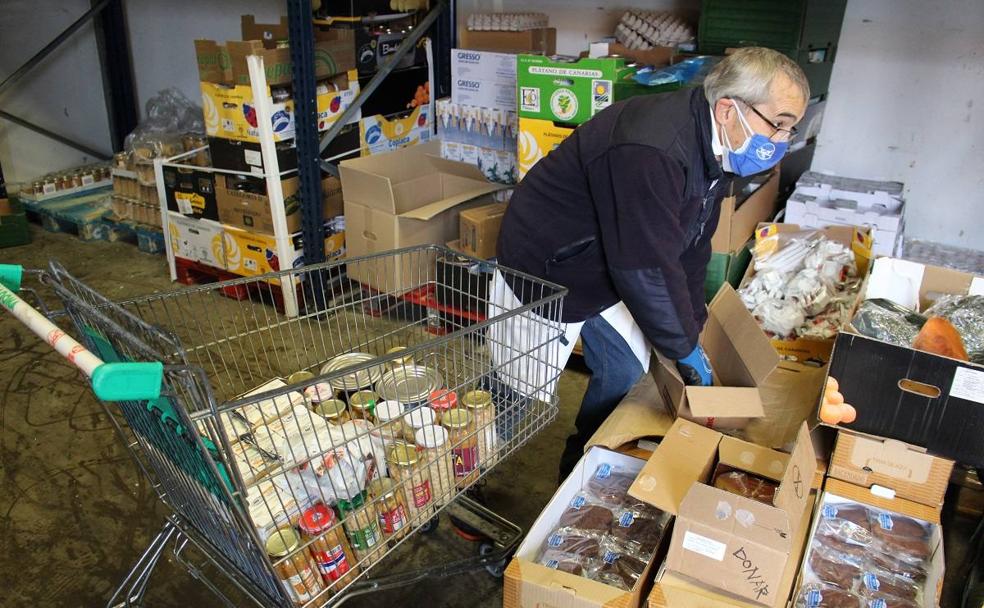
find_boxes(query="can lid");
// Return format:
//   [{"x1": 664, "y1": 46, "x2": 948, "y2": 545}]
[
  {"x1": 403, "y1": 406, "x2": 435, "y2": 429},
  {"x1": 313, "y1": 398, "x2": 347, "y2": 419},
  {"x1": 442, "y1": 408, "x2": 472, "y2": 429},
  {"x1": 367, "y1": 477, "x2": 398, "y2": 498},
  {"x1": 415, "y1": 424, "x2": 449, "y2": 449},
  {"x1": 462, "y1": 389, "x2": 493, "y2": 409},
  {"x1": 320, "y1": 352, "x2": 383, "y2": 392},
  {"x1": 429, "y1": 389, "x2": 458, "y2": 411},
  {"x1": 387, "y1": 441, "x2": 419, "y2": 466},
  {"x1": 287, "y1": 370, "x2": 315, "y2": 385},
  {"x1": 299, "y1": 503, "x2": 337, "y2": 535},
  {"x1": 376, "y1": 365, "x2": 444, "y2": 404},
  {"x1": 350, "y1": 390, "x2": 379, "y2": 410},
  {"x1": 265, "y1": 527, "x2": 301, "y2": 557},
  {"x1": 374, "y1": 400, "x2": 404, "y2": 422}
]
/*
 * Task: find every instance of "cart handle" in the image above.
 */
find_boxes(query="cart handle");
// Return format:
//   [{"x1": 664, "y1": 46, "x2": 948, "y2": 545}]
[{"x1": 0, "y1": 264, "x2": 163, "y2": 402}]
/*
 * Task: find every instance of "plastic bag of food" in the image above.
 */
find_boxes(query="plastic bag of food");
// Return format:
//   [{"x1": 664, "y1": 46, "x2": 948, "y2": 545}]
[
  {"x1": 609, "y1": 504, "x2": 669, "y2": 560},
  {"x1": 590, "y1": 541, "x2": 650, "y2": 592},
  {"x1": 851, "y1": 299, "x2": 926, "y2": 346},
  {"x1": 821, "y1": 503, "x2": 873, "y2": 530},
  {"x1": 795, "y1": 582, "x2": 862, "y2": 608},
  {"x1": 858, "y1": 564, "x2": 920, "y2": 602},
  {"x1": 867, "y1": 548, "x2": 928, "y2": 582},
  {"x1": 923, "y1": 294, "x2": 984, "y2": 364},
  {"x1": 807, "y1": 543, "x2": 863, "y2": 589},
  {"x1": 558, "y1": 492, "x2": 616, "y2": 533},
  {"x1": 541, "y1": 527, "x2": 604, "y2": 559},
  {"x1": 815, "y1": 517, "x2": 874, "y2": 549},
  {"x1": 585, "y1": 463, "x2": 636, "y2": 505},
  {"x1": 862, "y1": 593, "x2": 921, "y2": 608},
  {"x1": 537, "y1": 549, "x2": 601, "y2": 578},
  {"x1": 713, "y1": 470, "x2": 779, "y2": 504}
]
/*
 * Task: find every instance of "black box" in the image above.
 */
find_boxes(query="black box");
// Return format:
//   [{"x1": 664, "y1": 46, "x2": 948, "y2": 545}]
[
  {"x1": 208, "y1": 124, "x2": 361, "y2": 174},
  {"x1": 435, "y1": 252, "x2": 491, "y2": 314},
  {"x1": 355, "y1": 21, "x2": 426, "y2": 76},
  {"x1": 162, "y1": 166, "x2": 219, "y2": 221},
  {"x1": 827, "y1": 331, "x2": 984, "y2": 467}
]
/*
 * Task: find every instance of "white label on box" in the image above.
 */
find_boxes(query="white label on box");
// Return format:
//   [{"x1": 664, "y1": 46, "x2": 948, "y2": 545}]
[
  {"x1": 950, "y1": 367, "x2": 984, "y2": 404},
  {"x1": 681, "y1": 531, "x2": 726, "y2": 561},
  {"x1": 244, "y1": 149, "x2": 263, "y2": 167},
  {"x1": 969, "y1": 277, "x2": 984, "y2": 296},
  {"x1": 176, "y1": 196, "x2": 193, "y2": 215}
]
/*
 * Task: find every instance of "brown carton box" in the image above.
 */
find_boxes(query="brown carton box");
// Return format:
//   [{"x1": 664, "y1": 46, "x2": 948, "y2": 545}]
[
  {"x1": 339, "y1": 141, "x2": 504, "y2": 292},
  {"x1": 710, "y1": 170, "x2": 779, "y2": 255},
  {"x1": 459, "y1": 201, "x2": 507, "y2": 259},
  {"x1": 458, "y1": 27, "x2": 557, "y2": 54},
  {"x1": 650, "y1": 284, "x2": 778, "y2": 431},
  {"x1": 629, "y1": 419, "x2": 816, "y2": 606},
  {"x1": 215, "y1": 175, "x2": 343, "y2": 235}
]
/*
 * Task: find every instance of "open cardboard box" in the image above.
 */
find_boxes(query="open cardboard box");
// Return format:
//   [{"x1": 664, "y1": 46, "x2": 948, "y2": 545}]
[
  {"x1": 503, "y1": 447, "x2": 669, "y2": 608},
  {"x1": 339, "y1": 141, "x2": 504, "y2": 292},
  {"x1": 650, "y1": 284, "x2": 777, "y2": 431},
  {"x1": 628, "y1": 419, "x2": 816, "y2": 606},
  {"x1": 824, "y1": 257, "x2": 984, "y2": 467},
  {"x1": 459, "y1": 200, "x2": 507, "y2": 259},
  {"x1": 739, "y1": 222, "x2": 873, "y2": 364}
]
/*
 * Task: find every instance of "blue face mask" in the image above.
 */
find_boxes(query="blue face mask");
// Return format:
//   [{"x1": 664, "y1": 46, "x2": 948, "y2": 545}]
[{"x1": 722, "y1": 100, "x2": 788, "y2": 176}]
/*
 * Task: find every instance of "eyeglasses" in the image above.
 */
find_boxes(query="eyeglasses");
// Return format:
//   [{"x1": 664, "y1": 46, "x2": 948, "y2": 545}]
[{"x1": 734, "y1": 98, "x2": 798, "y2": 143}]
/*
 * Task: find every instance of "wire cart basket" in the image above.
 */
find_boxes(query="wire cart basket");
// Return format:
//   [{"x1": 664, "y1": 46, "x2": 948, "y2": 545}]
[{"x1": 0, "y1": 245, "x2": 567, "y2": 607}]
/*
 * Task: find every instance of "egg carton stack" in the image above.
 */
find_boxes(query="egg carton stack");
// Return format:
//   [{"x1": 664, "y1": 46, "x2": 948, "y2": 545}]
[
  {"x1": 614, "y1": 11, "x2": 694, "y2": 51},
  {"x1": 465, "y1": 12, "x2": 548, "y2": 32}
]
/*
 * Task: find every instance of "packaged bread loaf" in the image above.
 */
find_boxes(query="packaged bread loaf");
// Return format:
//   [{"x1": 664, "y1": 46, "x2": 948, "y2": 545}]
[
  {"x1": 795, "y1": 583, "x2": 862, "y2": 608},
  {"x1": 713, "y1": 469, "x2": 779, "y2": 504},
  {"x1": 541, "y1": 527, "x2": 603, "y2": 558},
  {"x1": 538, "y1": 549, "x2": 599, "y2": 577},
  {"x1": 558, "y1": 493, "x2": 615, "y2": 533},
  {"x1": 592, "y1": 546, "x2": 649, "y2": 592},
  {"x1": 586, "y1": 463, "x2": 636, "y2": 505},
  {"x1": 858, "y1": 565, "x2": 919, "y2": 602},
  {"x1": 821, "y1": 503, "x2": 873, "y2": 531},
  {"x1": 808, "y1": 544, "x2": 863, "y2": 589}
]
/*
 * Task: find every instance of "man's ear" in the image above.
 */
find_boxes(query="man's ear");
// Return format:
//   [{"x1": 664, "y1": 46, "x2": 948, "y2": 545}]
[{"x1": 713, "y1": 98, "x2": 735, "y2": 125}]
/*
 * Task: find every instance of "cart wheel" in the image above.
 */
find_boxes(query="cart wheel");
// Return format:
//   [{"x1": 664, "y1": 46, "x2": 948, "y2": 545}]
[
  {"x1": 479, "y1": 542, "x2": 507, "y2": 578},
  {"x1": 419, "y1": 515, "x2": 440, "y2": 534}
]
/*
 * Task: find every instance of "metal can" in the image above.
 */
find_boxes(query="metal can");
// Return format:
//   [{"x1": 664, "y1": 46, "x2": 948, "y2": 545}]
[
  {"x1": 298, "y1": 503, "x2": 358, "y2": 589},
  {"x1": 348, "y1": 390, "x2": 379, "y2": 422},
  {"x1": 287, "y1": 370, "x2": 315, "y2": 386},
  {"x1": 375, "y1": 365, "x2": 444, "y2": 409},
  {"x1": 385, "y1": 346, "x2": 414, "y2": 371},
  {"x1": 367, "y1": 477, "x2": 409, "y2": 540},
  {"x1": 265, "y1": 527, "x2": 325, "y2": 605},
  {"x1": 321, "y1": 352, "x2": 383, "y2": 394},
  {"x1": 312, "y1": 398, "x2": 350, "y2": 425}
]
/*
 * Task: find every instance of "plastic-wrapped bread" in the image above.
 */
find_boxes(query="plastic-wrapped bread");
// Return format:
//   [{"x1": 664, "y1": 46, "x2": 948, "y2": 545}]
[
  {"x1": 808, "y1": 544, "x2": 863, "y2": 589},
  {"x1": 541, "y1": 527, "x2": 602, "y2": 558},
  {"x1": 592, "y1": 548, "x2": 648, "y2": 591},
  {"x1": 870, "y1": 512, "x2": 931, "y2": 562},
  {"x1": 795, "y1": 583, "x2": 862, "y2": 608},
  {"x1": 558, "y1": 493, "x2": 614, "y2": 533},
  {"x1": 713, "y1": 470, "x2": 778, "y2": 504},
  {"x1": 585, "y1": 463, "x2": 635, "y2": 505},
  {"x1": 538, "y1": 550, "x2": 598, "y2": 577},
  {"x1": 858, "y1": 565, "x2": 920, "y2": 602}
]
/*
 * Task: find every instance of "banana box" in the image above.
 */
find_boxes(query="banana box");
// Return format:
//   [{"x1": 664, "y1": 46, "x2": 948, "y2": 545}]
[
  {"x1": 359, "y1": 105, "x2": 432, "y2": 156},
  {"x1": 222, "y1": 222, "x2": 346, "y2": 285},
  {"x1": 201, "y1": 70, "x2": 360, "y2": 144},
  {"x1": 517, "y1": 117, "x2": 574, "y2": 179},
  {"x1": 167, "y1": 212, "x2": 228, "y2": 270}
]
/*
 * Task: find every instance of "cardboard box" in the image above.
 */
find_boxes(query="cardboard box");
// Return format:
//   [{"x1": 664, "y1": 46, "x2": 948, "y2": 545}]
[
  {"x1": 827, "y1": 430, "x2": 954, "y2": 508},
  {"x1": 167, "y1": 212, "x2": 227, "y2": 269},
  {"x1": 517, "y1": 116, "x2": 574, "y2": 179},
  {"x1": 458, "y1": 201, "x2": 506, "y2": 259},
  {"x1": 451, "y1": 48, "x2": 518, "y2": 111},
  {"x1": 451, "y1": 77, "x2": 517, "y2": 112},
  {"x1": 222, "y1": 222, "x2": 345, "y2": 285},
  {"x1": 162, "y1": 166, "x2": 219, "y2": 221},
  {"x1": 740, "y1": 223, "x2": 873, "y2": 364},
  {"x1": 359, "y1": 106, "x2": 432, "y2": 156},
  {"x1": 824, "y1": 257, "x2": 984, "y2": 466},
  {"x1": 195, "y1": 16, "x2": 355, "y2": 87},
  {"x1": 629, "y1": 420, "x2": 817, "y2": 606},
  {"x1": 355, "y1": 21, "x2": 426, "y2": 75},
  {"x1": 517, "y1": 55, "x2": 676, "y2": 126},
  {"x1": 208, "y1": 122, "x2": 361, "y2": 173},
  {"x1": 650, "y1": 284, "x2": 778, "y2": 431},
  {"x1": 339, "y1": 141, "x2": 504, "y2": 292},
  {"x1": 503, "y1": 447, "x2": 668, "y2": 608},
  {"x1": 588, "y1": 374, "x2": 676, "y2": 452},
  {"x1": 793, "y1": 479, "x2": 945, "y2": 608},
  {"x1": 458, "y1": 28, "x2": 557, "y2": 55},
  {"x1": 704, "y1": 248, "x2": 751, "y2": 304},
  {"x1": 215, "y1": 174, "x2": 343, "y2": 235}
]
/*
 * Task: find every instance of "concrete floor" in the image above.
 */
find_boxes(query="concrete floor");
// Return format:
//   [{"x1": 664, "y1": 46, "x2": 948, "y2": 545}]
[{"x1": 0, "y1": 226, "x2": 977, "y2": 607}]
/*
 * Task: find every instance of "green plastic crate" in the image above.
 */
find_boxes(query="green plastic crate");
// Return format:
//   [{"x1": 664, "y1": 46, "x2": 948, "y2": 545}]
[{"x1": 0, "y1": 198, "x2": 31, "y2": 248}]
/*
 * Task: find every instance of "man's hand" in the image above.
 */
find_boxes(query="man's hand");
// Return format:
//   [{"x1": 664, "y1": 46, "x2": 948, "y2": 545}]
[{"x1": 677, "y1": 344, "x2": 713, "y2": 386}]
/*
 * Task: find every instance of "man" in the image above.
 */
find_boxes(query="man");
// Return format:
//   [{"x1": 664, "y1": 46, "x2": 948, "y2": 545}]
[{"x1": 496, "y1": 47, "x2": 810, "y2": 479}]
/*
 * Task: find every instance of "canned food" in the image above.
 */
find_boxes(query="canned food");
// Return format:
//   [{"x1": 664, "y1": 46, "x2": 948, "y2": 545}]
[
  {"x1": 385, "y1": 346, "x2": 415, "y2": 371},
  {"x1": 321, "y1": 353, "x2": 384, "y2": 393},
  {"x1": 312, "y1": 398, "x2": 349, "y2": 425},
  {"x1": 266, "y1": 527, "x2": 324, "y2": 604},
  {"x1": 429, "y1": 389, "x2": 458, "y2": 423},
  {"x1": 349, "y1": 390, "x2": 379, "y2": 421},
  {"x1": 287, "y1": 371, "x2": 316, "y2": 385},
  {"x1": 375, "y1": 365, "x2": 444, "y2": 408},
  {"x1": 366, "y1": 477, "x2": 409, "y2": 539},
  {"x1": 298, "y1": 503, "x2": 358, "y2": 588},
  {"x1": 336, "y1": 492, "x2": 383, "y2": 563}
]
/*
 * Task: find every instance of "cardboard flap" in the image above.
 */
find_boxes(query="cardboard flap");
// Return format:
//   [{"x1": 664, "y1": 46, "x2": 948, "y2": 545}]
[
  {"x1": 587, "y1": 374, "x2": 675, "y2": 449},
  {"x1": 717, "y1": 437, "x2": 790, "y2": 481},
  {"x1": 399, "y1": 187, "x2": 499, "y2": 221},
  {"x1": 629, "y1": 419, "x2": 721, "y2": 514},
  {"x1": 707, "y1": 284, "x2": 779, "y2": 383},
  {"x1": 685, "y1": 386, "x2": 765, "y2": 418},
  {"x1": 773, "y1": 423, "x2": 816, "y2": 520},
  {"x1": 426, "y1": 153, "x2": 501, "y2": 182},
  {"x1": 678, "y1": 484, "x2": 792, "y2": 551}
]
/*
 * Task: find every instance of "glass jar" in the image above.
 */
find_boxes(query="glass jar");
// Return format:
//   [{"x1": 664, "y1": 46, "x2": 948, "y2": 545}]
[
  {"x1": 402, "y1": 406, "x2": 435, "y2": 444},
  {"x1": 298, "y1": 503, "x2": 358, "y2": 591},
  {"x1": 414, "y1": 424, "x2": 455, "y2": 509},
  {"x1": 336, "y1": 492, "x2": 384, "y2": 564},
  {"x1": 429, "y1": 389, "x2": 458, "y2": 424},
  {"x1": 373, "y1": 400, "x2": 406, "y2": 447},
  {"x1": 386, "y1": 442, "x2": 432, "y2": 523},
  {"x1": 462, "y1": 390, "x2": 496, "y2": 468},
  {"x1": 265, "y1": 527, "x2": 324, "y2": 605},
  {"x1": 287, "y1": 371, "x2": 315, "y2": 386},
  {"x1": 304, "y1": 381, "x2": 337, "y2": 404},
  {"x1": 385, "y1": 346, "x2": 414, "y2": 371},
  {"x1": 349, "y1": 390, "x2": 379, "y2": 422},
  {"x1": 312, "y1": 399, "x2": 349, "y2": 425},
  {"x1": 441, "y1": 409, "x2": 479, "y2": 488},
  {"x1": 367, "y1": 477, "x2": 409, "y2": 541}
]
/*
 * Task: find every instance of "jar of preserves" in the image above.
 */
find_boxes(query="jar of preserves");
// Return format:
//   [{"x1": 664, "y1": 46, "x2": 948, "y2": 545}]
[
  {"x1": 265, "y1": 527, "x2": 325, "y2": 605},
  {"x1": 441, "y1": 409, "x2": 479, "y2": 488},
  {"x1": 298, "y1": 503, "x2": 358, "y2": 590},
  {"x1": 304, "y1": 381, "x2": 336, "y2": 404},
  {"x1": 287, "y1": 371, "x2": 315, "y2": 386},
  {"x1": 373, "y1": 400, "x2": 405, "y2": 447},
  {"x1": 386, "y1": 442, "x2": 432, "y2": 522},
  {"x1": 461, "y1": 390, "x2": 496, "y2": 468},
  {"x1": 336, "y1": 492, "x2": 383, "y2": 564},
  {"x1": 367, "y1": 477, "x2": 409, "y2": 541},
  {"x1": 401, "y1": 406, "x2": 435, "y2": 444},
  {"x1": 385, "y1": 346, "x2": 414, "y2": 371},
  {"x1": 429, "y1": 389, "x2": 458, "y2": 424},
  {"x1": 348, "y1": 390, "x2": 378, "y2": 422},
  {"x1": 312, "y1": 398, "x2": 350, "y2": 425},
  {"x1": 414, "y1": 424, "x2": 455, "y2": 509}
]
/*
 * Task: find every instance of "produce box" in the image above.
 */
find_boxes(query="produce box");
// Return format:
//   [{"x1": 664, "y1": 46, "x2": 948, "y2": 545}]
[
  {"x1": 207, "y1": 122, "x2": 361, "y2": 174},
  {"x1": 222, "y1": 221, "x2": 345, "y2": 285},
  {"x1": 215, "y1": 174, "x2": 343, "y2": 236},
  {"x1": 359, "y1": 105, "x2": 432, "y2": 156},
  {"x1": 0, "y1": 198, "x2": 31, "y2": 249},
  {"x1": 458, "y1": 201, "x2": 507, "y2": 259},
  {"x1": 517, "y1": 116, "x2": 574, "y2": 179},
  {"x1": 517, "y1": 55, "x2": 675, "y2": 125},
  {"x1": 167, "y1": 212, "x2": 227, "y2": 269},
  {"x1": 629, "y1": 419, "x2": 816, "y2": 606},
  {"x1": 458, "y1": 28, "x2": 556, "y2": 55},
  {"x1": 824, "y1": 257, "x2": 984, "y2": 467},
  {"x1": 503, "y1": 447, "x2": 671, "y2": 608},
  {"x1": 451, "y1": 49, "x2": 517, "y2": 112},
  {"x1": 162, "y1": 166, "x2": 219, "y2": 221}
]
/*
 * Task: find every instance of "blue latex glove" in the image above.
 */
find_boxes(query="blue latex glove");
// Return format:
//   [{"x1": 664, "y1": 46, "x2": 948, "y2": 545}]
[{"x1": 676, "y1": 344, "x2": 713, "y2": 386}]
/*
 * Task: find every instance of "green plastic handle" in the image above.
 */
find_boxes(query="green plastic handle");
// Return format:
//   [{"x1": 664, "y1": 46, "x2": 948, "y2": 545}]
[
  {"x1": 0, "y1": 264, "x2": 23, "y2": 292},
  {"x1": 92, "y1": 362, "x2": 164, "y2": 401}
]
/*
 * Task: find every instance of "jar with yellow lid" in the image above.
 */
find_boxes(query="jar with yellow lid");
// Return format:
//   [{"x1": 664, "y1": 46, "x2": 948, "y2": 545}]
[
  {"x1": 414, "y1": 424, "x2": 455, "y2": 509},
  {"x1": 461, "y1": 390, "x2": 496, "y2": 468},
  {"x1": 265, "y1": 526, "x2": 324, "y2": 604},
  {"x1": 441, "y1": 409, "x2": 479, "y2": 488},
  {"x1": 386, "y1": 442, "x2": 432, "y2": 523},
  {"x1": 312, "y1": 398, "x2": 350, "y2": 425},
  {"x1": 367, "y1": 477, "x2": 409, "y2": 541},
  {"x1": 348, "y1": 390, "x2": 379, "y2": 422}
]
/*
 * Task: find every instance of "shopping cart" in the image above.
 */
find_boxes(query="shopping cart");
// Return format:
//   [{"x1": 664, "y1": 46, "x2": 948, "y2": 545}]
[{"x1": 0, "y1": 245, "x2": 567, "y2": 607}]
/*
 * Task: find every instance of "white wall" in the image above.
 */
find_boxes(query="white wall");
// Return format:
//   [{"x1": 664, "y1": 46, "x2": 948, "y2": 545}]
[
  {"x1": 0, "y1": 1, "x2": 112, "y2": 185},
  {"x1": 813, "y1": 0, "x2": 984, "y2": 250}
]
